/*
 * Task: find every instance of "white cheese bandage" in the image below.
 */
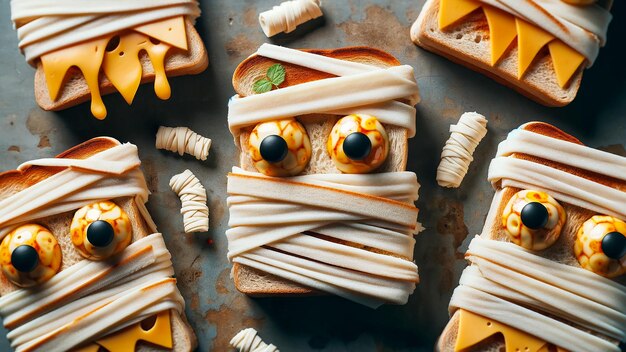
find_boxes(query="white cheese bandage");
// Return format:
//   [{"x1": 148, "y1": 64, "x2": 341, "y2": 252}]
[
  {"x1": 156, "y1": 126, "x2": 212, "y2": 161},
  {"x1": 226, "y1": 45, "x2": 421, "y2": 308},
  {"x1": 436, "y1": 112, "x2": 488, "y2": 188},
  {"x1": 477, "y1": 0, "x2": 612, "y2": 65},
  {"x1": 450, "y1": 237, "x2": 626, "y2": 352},
  {"x1": 231, "y1": 328, "x2": 279, "y2": 352},
  {"x1": 170, "y1": 169, "x2": 209, "y2": 233},
  {"x1": 259, "y1": 0, "x2": 323, "y2": 37},
  {"x1": 10, "y1": 0, "x2": 201, "y2": 64},
  {"x1": 0, "y1": 141, "x2": 184, "y2": 352}
]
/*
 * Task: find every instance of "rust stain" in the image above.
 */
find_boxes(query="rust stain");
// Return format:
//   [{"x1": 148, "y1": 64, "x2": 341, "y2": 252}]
[
  {"x1": 7, "y1": 146, "x2": 20, "y2": 152},
  {"x1": 179, "y1": 267, "x2": 203, "y2": 285},
  {"x1": 224, "y1": 34, "x2": 257, "y2": 60},
  {"x1": 139, "y1": 157, "x2": 159, "y2": 193},
  {"x1": 210, "y1": 196, "x2": 226, "y2": 227},
  {"x1": 215, "y1": 268, "x2": 231, "y2": 295},
  {"x1": 26, "y1": 111, "x2": 55, "y2": 149},
  {"x1": 436, "y1": 197, "x2": 469, "y2": 259},
  {"x1": 243, "y1": 7, "x2": 257, "y2": 27},
  {"x1": 190, "y1": 293, "x2": 200, "y2": 311},
  {"x1": 338, "y1": 6, "x2": 416, "y2": 59},
  {"x1": 442, "y1": 97, "x2": 462, "y2": 120},
  {"x1": 204, "y1": 295, "x2": 264, "y2": 351}
]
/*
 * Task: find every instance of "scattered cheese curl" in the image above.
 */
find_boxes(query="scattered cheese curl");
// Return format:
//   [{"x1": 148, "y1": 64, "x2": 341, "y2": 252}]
[
  {"x1": 436, "y1": 112, "x2": 488, "y2": 188},
  {"x1": 156, "y1": 126, "x2": 212, "y2": 161},
  {"x1": 259, "y1": 0, "x2": 323, "y2": 37},
  {"x1": 230, "y1": 328, "x2": 279, "y2": 352},
  {"x1": 169, "y1": 170, "x2": 209, "y2": 233}
]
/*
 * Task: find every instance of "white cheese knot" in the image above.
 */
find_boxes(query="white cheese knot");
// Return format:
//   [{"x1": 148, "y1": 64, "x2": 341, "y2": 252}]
[
  {"x1": 169, "y1": 169, "x2": 209, "y2": 233},
  {"x1": 259, "y1": 0, "x2": 323, "y2": 37},
  {"x1": 156, "y1": 126, "x2": 212, "y2": 161},
  {"x1": 230, "y1": 328, "x2": 279, "y2": 352},
  {"x1": 436, "y1": 112, "x2": 488, "y2": 188}
]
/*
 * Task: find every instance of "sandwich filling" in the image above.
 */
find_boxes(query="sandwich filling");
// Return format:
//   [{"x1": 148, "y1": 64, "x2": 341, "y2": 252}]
[
  {"x1": 0, "y1": 141, "x2": 184, "y2": 352},
  {"x1": 227, "y1": 45, "x2": 421, "y2": 308},
  {"x1": 10, "y1": 0, "x2": 202, "y2": 119},
  {"x1": 449, "y1": 126, "x2": 626, "y2": 352},
  {"x1": 437, "y1": 0, "x2": 612, "y2": 87}
]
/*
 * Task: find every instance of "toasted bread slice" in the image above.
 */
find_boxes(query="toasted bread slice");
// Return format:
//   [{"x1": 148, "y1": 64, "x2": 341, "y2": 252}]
[
  {"x1": 436, "y1": 122, "x2": 625, "y2": 351},
  {"x1": 231, "y1": 47, "x2": 414, "y2": 296},
  {"x1": 33, "y1": 19, "x2": 208, "y2": 113},
  {"x1": 411, "y1": 0, "x2": 584, "y2": 107},
  {"x1": 0, "y1": 138, "x2": 197, "y2": 351}
]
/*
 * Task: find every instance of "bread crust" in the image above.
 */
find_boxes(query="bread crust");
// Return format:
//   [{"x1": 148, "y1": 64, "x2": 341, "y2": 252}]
[
  {"x1": 231, "y1": 47, "x2": 414, "y2": 296},
  {"x1": 33, "y1": 19, "x2": 208, "y2": 112},
  {"x1": 436, "y1": 122, "x2": 624, "y2": 351},
  {"x1": 411, "y1": 0, "x2": 583, "y2": 107},
  {"x1": 0, "y1": 138, "x2": 196, "y2": 351}
]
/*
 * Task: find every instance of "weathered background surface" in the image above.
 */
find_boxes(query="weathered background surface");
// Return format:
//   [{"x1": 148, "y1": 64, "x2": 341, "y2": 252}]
[{"x1": 1, "y1": 1, "x2": 625, "y2": 351}]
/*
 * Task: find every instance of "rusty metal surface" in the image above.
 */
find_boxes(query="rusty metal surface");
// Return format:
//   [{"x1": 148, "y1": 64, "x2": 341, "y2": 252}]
[{"x1": 1, "y1": 1, "x2": 625, "y2": 351}]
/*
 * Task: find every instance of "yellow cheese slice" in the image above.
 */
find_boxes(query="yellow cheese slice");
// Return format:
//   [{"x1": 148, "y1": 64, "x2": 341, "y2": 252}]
[
  {"x1": 483, "y1": 7, "x2": 517, "y2": 66},
  {"x1": 439, "y1": 0, "x2": 481, "y2": 30},
  {"x1": 40, "y1": 37, "x2": 110, "y2": 119},
  {"x1": 455, "y1": 309, "x2": 551, "y2": 352},
  {"x1": 515, "y1": 19, "x2": 554, "y2": 79},
  {"x1": 548, "y1": 40, "x2": 586, "y2": 88},
  {"x1": 134, "y1": 16, "x2": 188, "y2": 51},
  {"x1": 70, "y1": 311, "x2": 172, "y2": 352}
]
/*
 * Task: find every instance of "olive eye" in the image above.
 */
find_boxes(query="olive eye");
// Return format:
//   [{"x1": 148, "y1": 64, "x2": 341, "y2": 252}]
[
  {"x1": 502, "y1": 190, "x2": 566, "y2": 251},
  {"x1": 0, "y1": 224, "x2": 62, "y2": 287},
  {"x1": 575, "y1": 215, "x2": 626, "y2": 278},
  {"x1": 71, "y1": 201, "x2": 132, "y2": 260},
  {"x1": 327, "y1": 114, "x2": 389, "y2": 174},
  {"x1": 247, "y1": 118, "x2": 311, "y2": 177}
]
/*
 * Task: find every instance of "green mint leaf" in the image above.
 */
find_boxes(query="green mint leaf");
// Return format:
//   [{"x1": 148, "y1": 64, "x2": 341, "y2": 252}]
[
  {"x1": 266, "y1": 63, "x2": 286, "y2": 86},
  {"x1": 253, "y1": 79, "x2": 273, "y2": 94}
]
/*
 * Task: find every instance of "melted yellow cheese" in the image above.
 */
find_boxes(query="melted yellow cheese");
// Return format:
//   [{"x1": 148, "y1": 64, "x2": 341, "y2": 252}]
[
  {"x1": 438, "y1": 0, "x2": 586, "y2": 88},
  {"x1": 455, "y1": 309, "x2": 568, "y2": 352},
  {"x1": 39, "y1": 16, "x2": 188, "y2": 119},
  {"x1": 74, "y1": 311, "x2": 172, "y2": 352}
]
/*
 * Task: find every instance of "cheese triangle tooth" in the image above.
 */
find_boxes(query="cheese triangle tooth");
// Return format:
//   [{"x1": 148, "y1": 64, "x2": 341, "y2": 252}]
[
  {"x1": 455, "y1": 309, "x2": 550, "y2": 352},
  {"x1": 134, "y1": 16, "x2": 188, "y2": 51},
  {"x1": 439, "y1": 0, "x2": 481, "y2": 30},
  {"x1": 549, "y1": 40, "x2": 586, "y2": 88},
  {"x1": 95, "y1": 311, "x2": 172, "y2": 352},
  {"x1": 515, "y1": 19, "x2": 555, "y2": 79},
  {"x1": 484, "y1": 7, "x2": 517, "y2": 66}
]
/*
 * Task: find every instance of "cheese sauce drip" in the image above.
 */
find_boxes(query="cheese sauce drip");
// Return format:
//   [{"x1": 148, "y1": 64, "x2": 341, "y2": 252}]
[
  {"x1": 259, "y1": 0, "x2": 323, "y2": 37},
  {"x1": 10, "y1": 1, "x2": 201, "y2": 119},
  {"x1": 156, "y1": 126, "x2": 212, "y2": 161},
  {"x1": 170, "y1": 169, "x2": 209, "y2": 233}
]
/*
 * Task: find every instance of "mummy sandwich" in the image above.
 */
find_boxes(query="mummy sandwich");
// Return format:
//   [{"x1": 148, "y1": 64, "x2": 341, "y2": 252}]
[
  {"x1": 226, "y1": 44, "x2": 421, "y2": 308},
  {"x1": 411, "y1": 0, "x2": 613, "y2": 107},
  {"x1": 0, "y1": 138, "x2": 196, "y2": 351},
  {"x1": 437, "y1": 122, "x2": 626, "y2": 352},
  {"x1": 10, "y1": 0, "x2": 208, "y2": 119}
]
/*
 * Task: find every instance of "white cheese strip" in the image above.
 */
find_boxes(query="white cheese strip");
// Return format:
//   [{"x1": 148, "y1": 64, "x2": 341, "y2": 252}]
[
  {"x1": 170, "y1": 169, "x2": 209, "y2": 233},
  {"x1": 156, "y1": 126, "x2": 212, "y2": 161},
  {"x1": 478, "y1": 0, "x2": 612, "y2": 65},
  {"x1": 231, "y1": 328, "x2": 279, "y2": 352},
  {"x1": 228, "y1": 45, "x2": 419, "y2": 138},
  {"x1": 259, "y1": 0, "x2": 322, "y2": 37},
  {"x1": 496, "y1": 128, "x2": 626, "y2": 181},
  {"x1": 11, "y1": 0, "x2": 200, "y2": 63},
  {"x1": 0, "y1": 143, "x2": 150, "y2": 239},
  {"x1": 450, "y1": 285, "x2": 620, "y2": 352}
]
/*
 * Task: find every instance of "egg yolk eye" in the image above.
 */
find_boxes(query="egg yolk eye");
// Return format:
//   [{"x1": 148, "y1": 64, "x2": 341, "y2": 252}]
[
  {"x1": 71, "y1": 201, "x2": 132, "y2": 260},
  {"x1": 247, "y1": 118, "x2": 312, "y2": 177},
  {"x1": 0, "y1": 224, "x2": 62, "y2": 287},
  {"x1": 575, "y1": 215, "x2": 626, "y2": 278},
  {"x1": 501, "y1": 190, "x2": 566, "y2": 251},
  {"x1": 327, "y1": 114, "x2": 389, "y2": 174}
]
